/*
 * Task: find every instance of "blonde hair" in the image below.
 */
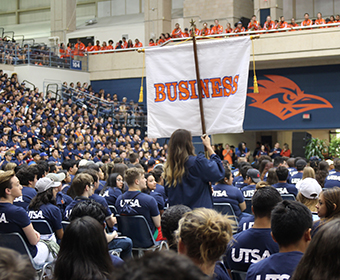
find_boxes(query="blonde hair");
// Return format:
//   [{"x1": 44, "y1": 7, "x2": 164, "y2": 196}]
[
  {"x1": 164, "y1": 129, "x2": 195, "y2": 186},
  {"x1": 302, "y1": 167, "x2": 315, "y2": 180},
  {"x1": 177, "y1": 208, "x2": 233, "y2": 265},
  {"x1": 297, "y1": 192, "x2": 317, "y2": 212},
  {"x1": 256, "y1": 180, "x2": 270, "y2": 190},
  {"x1": 3, "y1": 162, "x2": 17, "y2": 171}
]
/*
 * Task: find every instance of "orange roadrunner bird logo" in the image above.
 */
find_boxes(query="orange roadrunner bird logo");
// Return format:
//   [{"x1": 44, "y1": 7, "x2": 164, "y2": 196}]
[{"x1": 247, "y1": 75, "x2": 333, "y2": 120}]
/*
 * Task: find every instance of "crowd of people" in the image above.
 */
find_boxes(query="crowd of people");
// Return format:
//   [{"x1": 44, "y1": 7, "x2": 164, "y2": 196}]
[{"x1": 0, "y1": 72, "x2": 340, "y2": 279}]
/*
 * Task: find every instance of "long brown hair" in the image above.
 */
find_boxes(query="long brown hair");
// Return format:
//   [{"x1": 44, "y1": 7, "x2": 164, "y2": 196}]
[{"x1": 163, "y1": 129, "x2": 195, "y2": 187}]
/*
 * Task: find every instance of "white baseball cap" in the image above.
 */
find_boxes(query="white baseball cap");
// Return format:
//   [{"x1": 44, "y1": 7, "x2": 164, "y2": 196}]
[
  {"x1": 46, "y1": 173, "x2": 65, "y2": 183},
  {"x1": 299, "y1": 178, "x2": 322, "y2": 200},
  {"x1": 35, "y1": 177, "x2": 61, "y2": 194}
]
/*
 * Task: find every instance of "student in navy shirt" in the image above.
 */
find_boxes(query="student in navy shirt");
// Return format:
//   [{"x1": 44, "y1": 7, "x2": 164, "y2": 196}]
[
  {"x1": 324, "y1": 159, "x2": 340, "y2": 189},
  {"x1": 144, "y1": 173, "x2": 164, "y2": 213},
  {"x1": 246, "y1": 200, "x2": 312, "y2": 280},
  {"x1": 116, "y1": 167, "x2": 161, "y2": 237},
  {"x1": 224, "y1": 187, "x2": 282, "y2": 272},
  {"x1": 13, "y1": 165, "x2": 39, "y2": 209},
  {"x1": 164, "y1": 130, "x2": 224, "y2": 209},
  {"x1": 241, "y1": 169, "x2": 261, "y2": 199},
  {"x1": 256, "y1": 145, "x2": 268, "y2": 160},
  {"x1": 0, "y1": 170, "x2": 52, "y2": 266},
  {"x1": 213, "y1": 166, "x2": 249, "y2": 221},
  {"x1": 178, "y1": 208, "x2": 233, "y2": 280},
  {"x1": 269, "y1": 142, "x2": 282, "y2": 159},
  {"x1": 99, "y1": 173, "x2": 123, "y2": 206},
  {"x1": 150, "y1": 167, "x2": 168, "y2": 203},
  {"x1": 0, "y1": 151, "x2": 13, "y2": 169},
  {"x1": 27, "y1": 177, "x2": 64, "y2": 241},
  {"x1": 272, "y1": 166, "x2": 298, "y2": 196},
  {"x1": 290, "y1": 159, "x2": 306, "y2": 185},
  {"x1": 233, "y1": 163, "x2": 252, "y2": 189}
]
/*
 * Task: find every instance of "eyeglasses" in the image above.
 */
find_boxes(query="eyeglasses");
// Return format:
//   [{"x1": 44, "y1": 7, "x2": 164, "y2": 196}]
[{"x1": 116, "y1": 179, "x2": 123, "y2": 182}]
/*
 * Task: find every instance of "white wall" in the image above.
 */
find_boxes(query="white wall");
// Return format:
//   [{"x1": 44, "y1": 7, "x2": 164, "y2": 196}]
[{"x1": 13, "y1": 65, "x2": 90, "y2": 95}]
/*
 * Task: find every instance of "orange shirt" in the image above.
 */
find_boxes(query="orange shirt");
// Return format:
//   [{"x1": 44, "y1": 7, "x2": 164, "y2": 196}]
[
  {"x1": 201, "y1": 27, "x2": 211, "y2": 36},
  {"x1": 94, "y1": 45, "x2": 101, "y2": 51},
  {"x1": 315, "y1": 18, "x2": 326, "y2": 25},
  {"x1": 225, "y1": 28, "x2": 233, "y2": 33},
  {"x1": 107, "y1": 45, "x2": 114, "y2": 50},
  {"x1": 65, "y1": 47, "x2": 72, "y2": 57},
  {"x1": 101, "y1": 46, "x2": 108, "y2": 51},
  {"x1": 149, "y1": 42, "x2": 156, "y2": 46},
  {"x1": 134, "y1": 42, "x2": 143, "y2": 48},
  {"x1": 248, "y1": 21, "x2": 259, "y2": 31},
  {"x1": 85, "y1": 46, "x2": 94, "y2": 52},
  {"x1": 263, "y1": 20, "x2": 275, "y2": 30},
  {"x1": 233, "y1": 27, "x2": 245, "y2": 33},
  {"x1": 171, "y1": 28, "x2": 182, "y2": 38},
  {"x1": 122, "y1": 41, "x2": 128, "y2": 49},
  {"x1": 211, "y1": 25, "x2": 223, "y2": 34},
  {"x1": 278, "y1": 21, "x2": 288, "y2": 28},
  {"x1": 59, "y1": 48, "x2": 65, "y2": 58},
  {"x1": 158, "y1": 38, "x2": 166, "y2": 45},
  {"x1": 222, "y1": 149, "x2": 233, "y2": 165},
  {"x1": 74, "y1": 42, "x2": 85, "y2": 51},
  {"x1": 301, "y1": 19, "x2": 313, "y2": 26},
  {"x1": 181, "y1": 32, "x2": 189, "y2": 38},
  {"x1": 289, "y1": 23, "x2": 299, "y2": 28},
  {"x1": 190, "y1": 28, "x2": 201, "y2": 36}
]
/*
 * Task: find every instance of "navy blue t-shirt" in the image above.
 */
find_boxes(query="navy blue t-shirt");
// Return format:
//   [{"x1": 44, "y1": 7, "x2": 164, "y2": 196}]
[
  {"x1": 116, "y1": 191, "x2": 159, "y2": 233},
  {"x1": 213, "y1": 183, "x2": 244, "y2": 217},
  {"x1": 224, "y1": 228, "x2": 279, "y2": 272},
  {"x1": 245, "y1": 251, "x2": 303, "y2": 280},
  {"x1": 237, "y1": 215, "x2": 255, "y2": 233},
  {"x1": 150, "y1": 190, "x2": 164, "y2": 211},
  {"x1": 290, "y1": 172, "x2": 303, "y2": 185},
  {"x1": 272, "y1": 182, "x2": 298, "y2": 196},
  {"x1": 100, "y1": 187, "x2": 122, "y2": 206},
  {"x1": 56, "y1": 191, "x2": 73, "y2": 218},
  {"x1": 27, "y1": 203, "x2": 63, "y2": 233},
  {"x1": 324, "y1": 171, "x2": 340, "y2": 189},
  {"x1": 0, "y1": 202, "x2": 37, "y2": 257},
  {"x1": 155, "y1": 183, "x2": 167, "y2": 202},
  {"x1": 165, "y1": 153, "x2": 224, "y2": 209},
  {"x1": 13, "y1": 186, "x2": 37, "y2": 209},
  {"x1": 214, "y1": 261, "x2": 231, "y2": 280},
  {"x1": 241, "y1": 185, "x2": 256, "y2": 199}
]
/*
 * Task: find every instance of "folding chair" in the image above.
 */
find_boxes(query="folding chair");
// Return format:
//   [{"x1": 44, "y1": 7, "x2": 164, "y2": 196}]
[
  {"x1": 231, "y1": 270, "x2": 247, "y2": 280},
  {"x1": 31, "y1": 220, "x2": 53, "y2": 235},
  {"x1": 213, "y1": 202, "x2": 239, "y2": 232},
  {"x1": 109, "y1": 205, "x2": 118, "y2": 215},
  {"x1": 116, "y1": 215, "x2": 168, "y2": 257},
  {"x1": 0, "y1": 233, "x2": 53, "y2": 280},
  {"x1": 244, "y1": 198, "x2": 252, "y2": 214},
  {"x1": 281, "y1": 194, "x2": 296, "y2": 201}
]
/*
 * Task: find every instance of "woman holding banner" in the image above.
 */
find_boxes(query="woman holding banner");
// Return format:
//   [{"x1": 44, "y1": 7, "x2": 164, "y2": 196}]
[{"x1": 164, "y1": 129, "x2": 224, "y2": 209}]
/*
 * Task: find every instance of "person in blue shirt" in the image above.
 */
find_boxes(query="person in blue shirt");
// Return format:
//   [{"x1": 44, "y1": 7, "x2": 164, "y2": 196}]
[
  {"x1": 233, "y1": 162, "x2": 252, "y2": 189},
  {"x1": 272, "y1": 166, "x2": 298, "y2": 196},
  {"x1": 0, "y1": 151, "x2": 13, "y2": 169},
  {"x1": 99, "y1": 173, "x2": 123, "y2": 206},
  {"x1": 116, "y1": 167, "x2": 161, "y2": 237},
  {"x1": 178, "y1": 208, "x2": 233, "y2": 280},
  {"x1": 48, "y1": 149, "x2": 61, "y2": 166},
  {"x1": 235, "y1": 142, "x2": 250, "y2": 159},
  {"x1": 241, "y1": 169, "x2": 261, "y2": 199},
  {"x1": 256, "y1": 145, "x2": 268, "y2": 160},
  {"x1": 27, "y1": 177, "x2": 64, "y2": 241},
  {"x1": 324, "y1": 159, "x2": 340, "y2": 189},
  {"x1": 224, "y1": 187, "x2": 282, "y2": 272},
  {"x1": 246, "y1": 200, "x2": 312, "y2": 280},
  {"x1": 13, "y1": 165, "x2": 39, "y2": 209},
  {"x1": 13, "y1": 151, "x2": 25, "y2": 166},
  {"x1": 213, "y1": 165, "x2": 249, "y2": 221},
  {"x1": 290, "y1": 159, "x2": 306, "y2": 185},
  {"x1": 164, "y1": 129, "x2": 224, "y2": 209},
  {"x1": 151, "y1": 167, "x2": 168, "y2": 203},
  {"x1": 269, "y1": 142, "x2": 282, "y2": 160},
  {"x1": 0, "y1": 170, "x2": 52, "y2": 266},
  {"x1": 144, "y1": 173, "x2": 164, "y2": 213}
]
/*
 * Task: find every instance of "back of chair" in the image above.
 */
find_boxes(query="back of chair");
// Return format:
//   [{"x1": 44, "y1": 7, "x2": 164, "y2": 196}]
[
  {"x1": 213, "y1": 202, "x2": 236, "y2": 216},
  {"x1": 31, "y1": 220, "x2": 53, "y2": 235},
  {"x1": 231, "y1": 270, "x2": 247, "y2": 280},
  {"x1": 244, "y1": 198, "x2": 252, "y2": 214},
  {"x1": 116, "y1": 215, "x2": 156, "y2": 248},
  {"x1": 109, "y1": 205, "x2": 118, "y2": 215},
  {"x1": 281, "y1": 194, "x2": 296, "y2": 201},
  {"x1": 0, "y1": 232, "x2": 32, "y2": 258}
]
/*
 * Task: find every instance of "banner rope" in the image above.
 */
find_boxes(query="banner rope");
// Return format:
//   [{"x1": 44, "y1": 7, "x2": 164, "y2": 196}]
[
  {"x1": 138, "y1": 50, "x2": 145, "y2": 103},
  {"x1": 251, "y1": 36, "x2": 259, "y2": 93}
]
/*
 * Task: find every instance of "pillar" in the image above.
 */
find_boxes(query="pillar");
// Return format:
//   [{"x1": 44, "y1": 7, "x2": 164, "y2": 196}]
[
  {"x1": 144, "y1": 0, "x2": 172, "y2": 43},
  {"x1": 51, "y1": 0, "x2": 76, "y2": 43}
]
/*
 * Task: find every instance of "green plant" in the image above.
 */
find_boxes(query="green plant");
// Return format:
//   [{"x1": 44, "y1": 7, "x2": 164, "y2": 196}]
[
  {"x1": 328, "y1": 136, "x2": 340, "y2": 158},
  {"x1": 305, "y1": 138, "x2": 327, "y2": 159}
]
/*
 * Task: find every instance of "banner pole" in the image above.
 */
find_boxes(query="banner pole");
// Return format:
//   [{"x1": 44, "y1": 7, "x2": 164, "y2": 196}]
[{"x1": 190, "y1": 19, "x2": 206, "y2": 136}]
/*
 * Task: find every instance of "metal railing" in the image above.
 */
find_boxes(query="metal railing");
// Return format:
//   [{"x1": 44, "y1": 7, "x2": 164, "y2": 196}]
[{"x1": 61, "y1": 86, "x2": 147, "y2": 127}]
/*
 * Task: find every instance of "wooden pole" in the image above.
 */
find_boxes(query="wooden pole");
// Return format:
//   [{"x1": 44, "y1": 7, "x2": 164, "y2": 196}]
[{"x1": 190, "y1": 19, "x2": 206, "y2": 136}]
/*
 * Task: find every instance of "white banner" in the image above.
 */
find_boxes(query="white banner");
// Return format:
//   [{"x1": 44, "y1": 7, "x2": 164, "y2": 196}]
[{"x1": 146, "y1": 37, "x2": 251, "y2": 138}]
